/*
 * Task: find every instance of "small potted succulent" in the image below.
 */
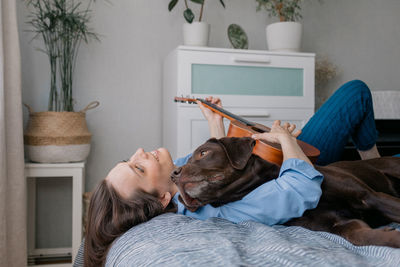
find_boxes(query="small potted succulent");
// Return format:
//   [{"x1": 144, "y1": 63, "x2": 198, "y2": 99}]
[
  {"x1": 255, "y1": 0, "x2": 308, "y2": 52},
  {"x1": 24, "y1": 0, "x2": 100, "y2": 163},
  {"x1": 168, "y1": 0, "x2": 225, "y2": 46}
]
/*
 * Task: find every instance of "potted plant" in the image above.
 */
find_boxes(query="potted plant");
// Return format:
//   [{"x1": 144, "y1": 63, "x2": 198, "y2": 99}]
[
  {"x1": 168, "y1": 0, "x2": 225, "y2": 46},
  {"x1": 24, "y1": 0, "x2": 100, "y2": 163},
  {"x1": 255, "y1": 0, "x2": 307, "y2": 52}
]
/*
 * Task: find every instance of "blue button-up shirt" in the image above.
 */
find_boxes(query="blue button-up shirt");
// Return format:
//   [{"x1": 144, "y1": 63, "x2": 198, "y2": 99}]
[{"x1": 173, "y1": 155, "x2": 323, "y2": 226}]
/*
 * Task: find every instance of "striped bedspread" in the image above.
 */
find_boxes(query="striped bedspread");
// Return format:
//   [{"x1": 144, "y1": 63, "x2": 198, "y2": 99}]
[{"x1": 74, "y1": 213, "x2": 400, "y2": 266}]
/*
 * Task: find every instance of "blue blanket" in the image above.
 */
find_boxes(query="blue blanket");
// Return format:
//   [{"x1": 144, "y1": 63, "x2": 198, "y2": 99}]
[{"x1": 97, "y1": 213, "x2": 400, "y2": 266}]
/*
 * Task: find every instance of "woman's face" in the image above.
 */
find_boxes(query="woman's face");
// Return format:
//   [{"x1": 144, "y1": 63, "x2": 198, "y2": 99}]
[{"x1": 106, "y1": 147, "x2": 177, "y2": 200}]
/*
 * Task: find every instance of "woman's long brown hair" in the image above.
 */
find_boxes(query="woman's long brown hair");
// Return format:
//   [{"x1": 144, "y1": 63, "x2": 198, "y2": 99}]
[{"x1": 84, "y1": 179, "x2": 176, "y2": 267}]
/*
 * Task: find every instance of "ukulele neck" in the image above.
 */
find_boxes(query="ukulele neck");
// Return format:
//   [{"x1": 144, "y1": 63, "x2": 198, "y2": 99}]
[{"x1": 196, "y1": 99, "x2": 255, "y2": 126}]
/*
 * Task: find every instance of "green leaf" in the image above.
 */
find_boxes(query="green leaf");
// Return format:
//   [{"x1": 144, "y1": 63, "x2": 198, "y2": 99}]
[
  {"x1": 190, "y1": 0, "x2": 204, "y2": 4},
  {"x1": 220, "y1": 0, "x2": 225, "y2": 8},
  {"x1": 184, "y1": 8, "x2": 194, "y2": 23},
  {"x1": 168, "y1": 0, "x2": 179, "y2": 11}
]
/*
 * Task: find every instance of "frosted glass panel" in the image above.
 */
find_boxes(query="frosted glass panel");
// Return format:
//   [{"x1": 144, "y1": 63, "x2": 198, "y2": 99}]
[{"x1": 192, "y1": 64, "x2": 303, "y2": 96}]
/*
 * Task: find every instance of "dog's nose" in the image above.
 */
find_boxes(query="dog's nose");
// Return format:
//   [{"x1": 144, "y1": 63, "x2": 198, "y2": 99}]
[{"x1": 171, "y1": 167, "x2": 182, "y2": 182}]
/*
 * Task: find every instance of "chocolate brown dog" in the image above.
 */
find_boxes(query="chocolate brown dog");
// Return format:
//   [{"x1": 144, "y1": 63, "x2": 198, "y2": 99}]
[{"x1": 171, "y1": 137, "x2": 400, "y2": 248}]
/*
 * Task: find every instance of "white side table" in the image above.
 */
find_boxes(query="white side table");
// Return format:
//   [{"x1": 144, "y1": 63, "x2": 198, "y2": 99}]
[{"x1": 25, "y1": 162, "x2": 85, "y2": 267}]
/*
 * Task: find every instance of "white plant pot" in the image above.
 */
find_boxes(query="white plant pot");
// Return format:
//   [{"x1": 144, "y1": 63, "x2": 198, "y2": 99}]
[
  {"x1": 266, "y1": 22, "x2": 302, "y2": 52},
  {"x1": 183, "y1": 22, "x2": 210, "y2": 47}
]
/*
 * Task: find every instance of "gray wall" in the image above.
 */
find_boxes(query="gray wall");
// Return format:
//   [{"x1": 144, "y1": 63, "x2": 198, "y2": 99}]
[
  {"x1": 302, "y1": 0, "x2": 400, "y2": 104},
  {"x1": 17, "y1": 0, "x2": 400, "y2": 246}
]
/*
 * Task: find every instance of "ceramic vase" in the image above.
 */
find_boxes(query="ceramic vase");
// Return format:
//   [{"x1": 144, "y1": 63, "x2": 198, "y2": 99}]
[
  {"x1": 183, "y1": 22, "x2": 210, "y2": 47},
  {"x1": 266, "y1": 22, "x2": 302, "y2": 52}
]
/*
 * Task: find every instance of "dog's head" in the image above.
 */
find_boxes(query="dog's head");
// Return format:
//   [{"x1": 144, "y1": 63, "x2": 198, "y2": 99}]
[{"x1": 170, "y1": 137, "x2": 280, "y2": 212}]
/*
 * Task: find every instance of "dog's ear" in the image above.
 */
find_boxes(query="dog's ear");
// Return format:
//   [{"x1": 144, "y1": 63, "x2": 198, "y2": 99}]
[{"x1": 217, "y1": 137, "x2": 255, "y2": 170}]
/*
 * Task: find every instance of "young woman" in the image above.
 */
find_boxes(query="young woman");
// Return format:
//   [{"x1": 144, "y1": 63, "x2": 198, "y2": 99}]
[{"x1": 84, "y1": 80, "x2": 380, "y2": 266}]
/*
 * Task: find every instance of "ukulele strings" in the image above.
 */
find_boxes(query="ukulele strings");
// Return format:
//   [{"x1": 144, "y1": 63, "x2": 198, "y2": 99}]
[{"x1": 174, "y1": 96, "x2": 254, "y2": 126}]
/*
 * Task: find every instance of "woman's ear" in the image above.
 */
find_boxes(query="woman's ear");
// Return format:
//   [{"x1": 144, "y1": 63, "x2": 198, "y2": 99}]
[{"x1": 159, "y1": 191, "x2": 172, "y2": 209}]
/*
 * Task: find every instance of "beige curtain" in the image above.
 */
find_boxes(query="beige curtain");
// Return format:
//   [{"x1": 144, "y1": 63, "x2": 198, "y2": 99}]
[{"x1": 0, "y1": 0, "x2": 27, "y2": 265}]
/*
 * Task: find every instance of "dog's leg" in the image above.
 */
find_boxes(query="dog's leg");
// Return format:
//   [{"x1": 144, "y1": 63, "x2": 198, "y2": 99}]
[
  {"x1": 288, "y1": 210, "x2": 400, "y2": 248},
  {"x1": 363, "y1": 191, "x2": 400, "y2": 223},
  {"x1": 332, "y1": 219, "x2": 400, "y2": 248},
  {"x1": 285, "y1": 209, "x2": 340, "y2": 232},
  {"x1": 322, "y1": 172, "x2": 400, "y2": 223}
]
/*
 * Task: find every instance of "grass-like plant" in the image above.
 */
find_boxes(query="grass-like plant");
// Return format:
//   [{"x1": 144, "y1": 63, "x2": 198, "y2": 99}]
[
  {"x1": 168, "y1": 0, "x2": 225, "y2": 23},
  {"x1": 26, "y1": 0, "x2": 99, "y2": 111}
]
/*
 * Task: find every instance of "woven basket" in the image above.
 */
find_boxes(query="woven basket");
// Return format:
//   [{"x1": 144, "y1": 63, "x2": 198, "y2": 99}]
[{"x1": 24, "y1": 101, "x2": 99, "y2": 163}]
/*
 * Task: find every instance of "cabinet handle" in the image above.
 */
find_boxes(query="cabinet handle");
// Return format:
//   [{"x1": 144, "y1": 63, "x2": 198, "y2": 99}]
[{"x1": 232, "y1": 56, "x2": 271, "y2": 64}]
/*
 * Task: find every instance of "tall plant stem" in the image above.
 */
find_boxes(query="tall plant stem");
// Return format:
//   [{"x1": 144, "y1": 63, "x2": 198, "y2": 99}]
[
  {"x1": 184, "y1": 0, "x2": 189, "y2": 9},
  {"x1": 271, "y1": 0, "x2": 285, "y2": 21},
  {"x1": 44, "y1": 29, "x2": 59, "y2": 111},
  {"x1": 199, "y1": 0, "x2": 205, "y2": 22},
  {"x1": 49, "y1": 56, "x2": 58, "y2": 111}
]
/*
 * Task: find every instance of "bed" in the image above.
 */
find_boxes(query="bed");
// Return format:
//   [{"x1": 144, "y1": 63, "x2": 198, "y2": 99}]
[{"x1": 74, "y1": 213, "x2": 400, "y2": 266}]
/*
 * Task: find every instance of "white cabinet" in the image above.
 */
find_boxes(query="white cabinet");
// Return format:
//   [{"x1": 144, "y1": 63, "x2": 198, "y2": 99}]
[{"x1": 163, "y1": 46, "x2": 315, "y2": 159}]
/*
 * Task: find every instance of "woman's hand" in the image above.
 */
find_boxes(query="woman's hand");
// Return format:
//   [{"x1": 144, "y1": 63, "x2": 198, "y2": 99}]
[
  {"x1": 252, "y1": 120, "x2": 301, "y2": 144},
  {"x1": 252, "y1": 120, "x2": 311, "y2": 165},
  {"x1": 197, "y1": 96, "x2": 225, "y2": 139},
  {"x1": 197, "y1": 97, "x2": 223, "y2": 122}
]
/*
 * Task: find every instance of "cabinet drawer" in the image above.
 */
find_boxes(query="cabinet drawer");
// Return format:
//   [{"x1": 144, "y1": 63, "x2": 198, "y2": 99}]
[
  {"x1": 176, "y1": 47, "x2": 315, "y2": 109},
  {"x1": 191, "y1": 64, "x2": 303, "y2": 97}
]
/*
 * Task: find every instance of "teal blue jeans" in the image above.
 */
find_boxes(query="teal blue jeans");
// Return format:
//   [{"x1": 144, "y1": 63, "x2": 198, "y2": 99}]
[{"x1": 299, "y1": 80, "x2": 377, "y2": 165}]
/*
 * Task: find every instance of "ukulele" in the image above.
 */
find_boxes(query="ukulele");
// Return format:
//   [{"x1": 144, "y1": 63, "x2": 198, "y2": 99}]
[{"x1": 174, "y1": 97, "x2": 320, "y2": 166}]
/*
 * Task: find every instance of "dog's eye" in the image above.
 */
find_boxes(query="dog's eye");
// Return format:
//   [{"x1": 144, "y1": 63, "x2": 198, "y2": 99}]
[{"x1": 200, "y1": 150, "x2": 209, "y2": 157}]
